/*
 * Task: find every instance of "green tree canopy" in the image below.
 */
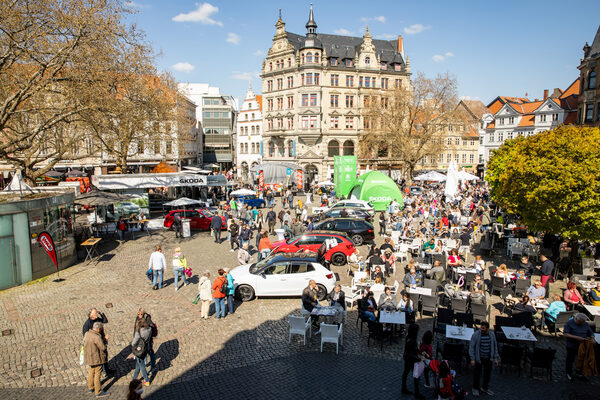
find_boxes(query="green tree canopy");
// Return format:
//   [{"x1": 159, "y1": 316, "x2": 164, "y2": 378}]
[{"x1": 486, "y1": 125, "x2": 600, "y2": 241}]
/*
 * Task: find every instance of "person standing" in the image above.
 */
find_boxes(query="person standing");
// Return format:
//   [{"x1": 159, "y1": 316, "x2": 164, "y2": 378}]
[
  {"x1": 211, "y1": 214, "x2": 223, "y2": 244},
  {"x1": 537, "y1": 254, "x2": 554, "y2": 288},
  {"x1": 171, "y1": 247, "x2": 188, "y2": 291},
  {"x1": 128, "y1": 318, "x2": 152, "y2": 386},
  {"x1": 469, "y1": 321, "x2": 499, "y2": 396},
  {"x1": 82, "y1": 308, "x2": 114, "y2": 376},
  {"x1": 229, "y1": 197, "x2": 238, "y2": 218},
  {"x1": 148, "y1": 245, "x2": 166, "y2": 290},
  {"x1": 228, "y1": 219, "x2": 239, "y2": 252},
  {"x1": 117, "y1": 216, "x2": 127, "y2": 241},
  {"x1": 224, "y1": 267, "x2": 235, "y2": 315},
  {"x1": 401, "y1": 323, "x2": 424, "y2": 398},
  {"x1": 83, "y1": 322, "x2": 108, "y2": 397},
  {"x1": 378, "y1": 212, "x2": 386, "y2": 236},
  {"x1": 198, "y1": 271, "x2": 212, "y2": 319},
  {"x1": 172, "y1": 213, "x2": 182, "y2": 238},
  {"x1": 134, "y1": 308, "x2": 157, "y2": 376},
  {"x1": 563, "y1": 313, "x2": 594, "y2": 380},
  {"x1": 239, "y1": 224, "x2": 252, "y2": 249},
  {"x1": 258, "y1": 230, "x2": 272, "y2": 261},
  {"x1": 266, "y1": 207, "x2": 277, "y2": 235},
  {"x1": 212, "y1": 269, "x2": 228, "y2": 319}
]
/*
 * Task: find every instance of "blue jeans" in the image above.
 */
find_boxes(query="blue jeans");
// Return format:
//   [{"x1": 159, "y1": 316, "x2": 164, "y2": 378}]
[
  {"x1": 259, "y1": 249, "x2": 270, "y2": 261},
  {"x1": 152, "y1": 269, "x2": 163, "y2": 288},
  {"x1": 364, "y1": 310, "x2": 376, "y2": 321},
  {"x1": 146, "y1": 346, "x2": 156, "y2": 372},
  {"x1": 227, "y1": 294, "x2": 235, "y2": 315},
  {"x1": 133, "y1": 356, "x2": 149, "y2": 382},
  {"x1": 214, "y1": 297, "x2": 226, "y2": 318},
  {"x1": 173, "y1": 267, "x2": 187, "y2": 289}
]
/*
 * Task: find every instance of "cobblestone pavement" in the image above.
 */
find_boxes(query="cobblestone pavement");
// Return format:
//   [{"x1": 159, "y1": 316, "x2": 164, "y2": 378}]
[{"x1": 0, "y1": 207, "x2": 598, "y2": 399}]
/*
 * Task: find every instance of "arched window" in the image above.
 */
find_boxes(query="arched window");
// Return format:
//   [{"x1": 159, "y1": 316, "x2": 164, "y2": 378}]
[
  {"x1": 328, "y1": 140, "x2": 340, "y2": 157},
  {"x1": 287, "y1": 58, "x2": 291, "y2": 67},
  {"x1": 315, "y1": 53, "x2": 320, "y2": 63},
  {"x1": 343, "y1": 140, "x2": 354, "y2": 156},
  {"x1": 288, "y1": 140, "x2": 294, "y2": 157},
  {"x1": 302, "y1": 54, "x2": 305, "y2": 64},
  {"x1": 306, "y1": 52, "x2": 313, "y2": 63},
  {"x1": 278, "y1": 139, "x2": 285, "y2": 156},
  {"x1": 365, "y1": 57, "x2": 370, "y2": 65},
  {"x1": 268, "y1": 141, "x2": 275, "y2": 157},
  {"x1": 269, "y1": 62, "x2": 272, "y2": 71}
]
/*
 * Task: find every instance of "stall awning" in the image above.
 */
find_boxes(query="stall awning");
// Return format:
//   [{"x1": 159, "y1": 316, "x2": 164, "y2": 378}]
[{"x1": 92, "y1": 173, "x2": 207, "y2": 190}]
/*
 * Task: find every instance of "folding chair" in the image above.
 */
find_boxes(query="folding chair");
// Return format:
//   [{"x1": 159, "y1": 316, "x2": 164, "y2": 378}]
[{"x1": 420, "y1": 294, "x2": 438, "y2": 318}]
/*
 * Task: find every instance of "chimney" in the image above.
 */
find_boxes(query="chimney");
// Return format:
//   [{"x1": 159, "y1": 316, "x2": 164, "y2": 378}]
[
  {"x1": 397, "y1": 35, "x2": 403, "y2": 54},
  {"x1": 543, "y1": 89, "x2": 548, "y2": 100}
]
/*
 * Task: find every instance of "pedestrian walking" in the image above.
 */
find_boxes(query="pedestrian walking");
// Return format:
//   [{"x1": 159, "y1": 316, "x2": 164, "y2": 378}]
[
  {"x1": 172, "y1": 212, "x2": 182, "y2": 238},
  {"x1": 148, "y1": 245, "x2": 166, "y2": 290},
  {"x1": 258, "y1": 230, "x2": 272, "y2": 261},
  {"x1": 401, "y1": 323, "x2": 424, "y2": 398},
  {"x1": 84, "y1": 322, "x2": 108, "y2": 397},
  {"x1": 229, "y1": 219, "x2": 239, "y2": 252},
  {"x1": 238, "y1": 243, "x2": 250, "y2": 265},
  {"x1": 198, "y1": 271, "x2": 212, "y2": 319},
  {"x1": 127, "y1": 379, "x2": 144, "y2": 400},
  {"x1": 239, "y1": 224, "x2": 252, "y2": 249},
  {"x1": 469, "y1": 321, "x2": 499, "y2": 396},
  {"x1": 229, "y1": 197, "x2": 238, "y2": 218},
  {"x1": 172, "y1": 247, "x2": 188, "y2": 291},
  {"x1": 128, "y1": 318, "x2": 152, "y2": 386},
  {"x1": 211, "y1": 214, "x2": 223, "y2": 243},
  {"x1": 212, "y1": 269, "x2": 227, "y2": 319},
  {"x1": 134, "y1": 308, "x2": 157, "y2": 376},
  {"x1": 266, "y1": 207, "x2": 276, "y2": 235},
  {"x1": 224, "y1": 267, "x2": 235, "y2": 315},
  {"x1": 82, "y1": 308, "x2": 114, "y2": 376}
]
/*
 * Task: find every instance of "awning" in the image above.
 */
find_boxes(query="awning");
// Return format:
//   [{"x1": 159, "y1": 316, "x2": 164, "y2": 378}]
[{"x1": 92, "y1": 173, "x2": 208, "y2": 190}]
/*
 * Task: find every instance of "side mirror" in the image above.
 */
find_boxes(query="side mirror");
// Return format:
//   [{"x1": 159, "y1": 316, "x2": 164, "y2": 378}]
[{"x1": 260, "y1": 273, "x2": 266, "y2": 279}]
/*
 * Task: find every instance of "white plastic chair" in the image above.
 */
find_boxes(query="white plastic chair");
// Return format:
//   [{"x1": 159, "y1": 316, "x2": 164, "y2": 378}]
[
  {"x1": 289, "y1": 315, "x2": 311, "y2": 345},
  {"x1": 407, "y1": 238, "x2": 422, "y2": 253},
  {"x1": 320, "y1": 322, "x2": 343, "y2": 354},
  {"x1": 395, "y1": 243, "x2": 409, "y2": 264},
  {"x1": 342, "y1": 285, "x2": 361, "y2": 309},
  {"x1": 301, "y1": 305, "x2": 311, "y2": 318},
  {"x1": 391, "y1": 280, "x2": 400, "y2": 294}
]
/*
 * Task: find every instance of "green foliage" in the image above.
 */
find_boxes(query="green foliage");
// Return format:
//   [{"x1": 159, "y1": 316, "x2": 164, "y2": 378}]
[{"x1": 487, "y1": 125, "x2": 600, "y2": 241}]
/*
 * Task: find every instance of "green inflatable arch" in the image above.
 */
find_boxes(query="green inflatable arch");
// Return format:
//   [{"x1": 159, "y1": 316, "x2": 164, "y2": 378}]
[{"x1": 349, "y1": 171, "x2": 404, "y2": 211}]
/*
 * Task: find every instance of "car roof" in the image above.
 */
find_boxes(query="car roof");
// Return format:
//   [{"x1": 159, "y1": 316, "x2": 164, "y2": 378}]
[
  {"x1": 326, "y1": 207, "x2": 368, "y2": 213},
  {"x1": 296, "y1": 230, "x2": 353, "y2": 239},
  {"x1": 317, "y1": 217, "x2": 373, "y2": 225},
  {"x1": 268, "y1": 252, "x2": 320, "y2": 262}
]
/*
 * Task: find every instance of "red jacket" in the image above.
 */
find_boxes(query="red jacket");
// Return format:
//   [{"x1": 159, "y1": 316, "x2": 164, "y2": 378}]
[{"x1": 212, "y1": 276, "x2": 227, "y2": 299}]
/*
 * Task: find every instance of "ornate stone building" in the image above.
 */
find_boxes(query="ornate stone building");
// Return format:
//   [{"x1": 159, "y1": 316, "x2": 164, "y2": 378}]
[
  {"x1": 236, "y1": 84, "x2": 263, "y2": 182},
  {"x1": 578, "y1": 25, "x2": 600, "y2": 126},
  {"x1": 261, "y1": 5, "x2": 410, "y2": 184}
]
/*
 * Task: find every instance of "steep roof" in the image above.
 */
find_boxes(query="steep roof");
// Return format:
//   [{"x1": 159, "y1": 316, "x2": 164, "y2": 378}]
[
  {"x1": 255, "y1": 94, "x2": 263, "y2": 112},
  {"x1": 585, "y1": 25, "x2": 600, "y2": 60},
  {"x1": 459, "y1": 100, "x2": 490, "y2": 119},
  {"x1": 517, "y1": 114, "x2": 535, "y2": 127},
  {"x1": 559, "y1": 78, "x2": 580, "y2": 99}
]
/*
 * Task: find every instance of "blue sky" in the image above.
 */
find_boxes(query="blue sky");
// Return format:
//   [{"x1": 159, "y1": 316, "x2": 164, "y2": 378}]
[{"x1": 127, "y1": 0, "x2": 600, "y2": 106}]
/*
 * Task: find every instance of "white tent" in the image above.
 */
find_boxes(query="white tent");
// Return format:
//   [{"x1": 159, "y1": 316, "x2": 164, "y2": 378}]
[
  {"x1": 163, "y1": 197, "x2": 205, "y2": 207},
  {"x1": 317, "y1": 181, "x2": 335, "y2": 187},
  {"x1": 456, "y1": 169, "x2": 480, "y2": 181},
  {"x1": 444, "y1": 160, "x2": 459, "y2": 200},
  {"x1": 414, "y1": 171, "x2": 447, "y2": 182},
  {"x1": 230, "y1": 188, "x2": 256, "y2": 196},
  {"x1": 3, "y1": 171, "x2": 33, "y2": 192}
]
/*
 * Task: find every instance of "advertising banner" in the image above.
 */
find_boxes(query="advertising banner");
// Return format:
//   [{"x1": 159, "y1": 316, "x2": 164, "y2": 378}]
[
  {"x1": 334, "y1": 156, "x2": 357, "y2": 198},
  {"x1": 296, "y1": 169, "x2": 303, "y2": 190},
  {"x1": 38, "y1": 231, "x2": 58, "y2": 270},
  {"x1": 258, "y1": 170, "x2": 264, "y2": 189}
]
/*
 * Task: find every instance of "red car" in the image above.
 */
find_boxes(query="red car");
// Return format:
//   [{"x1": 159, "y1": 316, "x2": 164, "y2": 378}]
[
  {"x1": 272, "y1": 231, "x2": 355, "y2": 266},
  {"x1": 163, "y1": 209, "x2": 226, "y2": 231}
]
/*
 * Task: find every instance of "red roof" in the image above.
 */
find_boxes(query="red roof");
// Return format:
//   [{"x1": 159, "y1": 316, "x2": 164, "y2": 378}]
[
  {"x1": 256, "y1": 94, "x2": 263, "y2": 112},
  {"x1": 518, "y1": 114, "x2": 535, "y2": 127}
]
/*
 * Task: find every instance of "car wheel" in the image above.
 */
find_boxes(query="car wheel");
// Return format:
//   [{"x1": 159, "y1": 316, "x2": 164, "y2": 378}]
[
  {"x1": 236, "y1": 285, "x2": 255, "y2": 302},
  {"x1": 351, "y1": 234, "x2": 364, "y2": 246},
  {"x1": 316, "y1": 284, "x2": 327, "y2": 301},
  {"x1": 331, "y1": 252, "x2": 347, "y2": 266}
]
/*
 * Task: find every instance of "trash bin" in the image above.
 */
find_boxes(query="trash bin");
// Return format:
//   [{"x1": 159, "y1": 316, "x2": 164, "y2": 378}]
[
  {"x1": 182, "y1": 219, "x2": 191, "y2": 238},
  {"x1": 274, "y1": 228, "x2": 285, "y2": 241}
]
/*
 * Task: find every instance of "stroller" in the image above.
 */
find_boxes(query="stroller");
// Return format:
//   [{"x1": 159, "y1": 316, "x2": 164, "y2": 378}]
[{"x1": 430, "y1": 359, "x2": 467, "y2": 400}]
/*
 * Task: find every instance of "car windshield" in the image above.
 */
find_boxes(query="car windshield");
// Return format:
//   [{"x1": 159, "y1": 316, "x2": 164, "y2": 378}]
[
  {"x1": 201, "y1": 209, "x2": 215, "y2": 218},
  {"x1": 248, "y1": 254, "x2": 275, "y2": 273}
]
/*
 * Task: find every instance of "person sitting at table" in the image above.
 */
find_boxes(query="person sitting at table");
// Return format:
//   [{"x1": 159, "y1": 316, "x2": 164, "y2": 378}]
[
  {"x1": 372, "y1": 266, "x2": 385, "y2": 284},
  {"x1": 447, "y1": 248, "x2": 461, "y2": 268},
  {"x1": 589, "y1": 282, "x2": 600, "y2": 307},
  {"x1": 429, "y1": 260, "x2": 446, "y2": 285},
  {"x1": 367, "y1": 244, "x2": 379, "y2": 259},
  {"x1": 378, "y1": 287, "x2": 397, "y2": 311},
  {"x1": 368, "y1": 249, "x2": 385, "y2": 271},
  {"x1": 301, "y1": 280, "x2": 320, "y2": 327},
  {"x1": 358, "y1": 291, "x2": 377, "y2": 321},
  {"x1": 472, "y1": 255, "x2": 486, "y2": 274},
  {"x1": 403, "y1": 268, "x2": 423, "y2": 289},
  {"x1": 347, "y1": 249, "x2": 364, "y2": 275},
  {"x1": 518, "y1": 255, "x2": 535, "y2": 277},
  {"x1": 450, "y1": 228, "x2": 460, "y2": 240},
  {"x1": 470, "y1": 274, "x2": 484, "y2": 295},
  {"x1": 564, "y1": 281, "x2": 585, "y2": 311},
  {"x1": 327, "y1": 284, "x2": 346, "y2": 318},
  {"x1": 422, "y1": 238, "x2": 435, "y2": 255},
  {"x1": 398, "y1": 291, "x2": 416, "y2": 324},
  {"x1": 526, "y1": 280, "x2": 546, "y2": 300},
  {"x1": 514, "y1": 295, "x2": 536, "y2": 314},
  {"x1": 433, "y1": 239, "x2": 444, "y2": 253},
  {"x1": 495, "y1": 264, "x2": 510, "y2": 285},
  {"x1": 544, "y1": 294, "x2": 567, "y2": 332},
  {"x1": 381, "y1": 248, "x2": 396, "y2": 276},
  {"x1": 380, "y1": 237, "x2": 394, "y2": 254}
]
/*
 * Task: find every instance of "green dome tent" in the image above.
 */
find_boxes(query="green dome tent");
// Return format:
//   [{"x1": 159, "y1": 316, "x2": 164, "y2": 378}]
[{"x1": 349, "y1": 171, "x2": 403, "y2": 211}]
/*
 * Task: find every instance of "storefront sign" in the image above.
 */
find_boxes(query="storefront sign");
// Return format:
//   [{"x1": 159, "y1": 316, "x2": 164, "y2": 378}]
[
  {"x1": 38, "y1": 232, "x2": 58, "y2": 270},
  {"x1": 92, "y1": 173, "x2": 208, "y2": 189}
]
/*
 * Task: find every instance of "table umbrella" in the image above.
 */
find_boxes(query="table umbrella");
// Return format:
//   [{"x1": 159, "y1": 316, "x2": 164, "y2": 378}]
[
  {"x1": 74, "y1": 191, "x2": 130, "y2": 206},
  {"x1": 163, "y1": 197, "x2": 205, "y2": 207},
  {"x1": 230, "y1": 188, "x2": 256, "y2": 196}
]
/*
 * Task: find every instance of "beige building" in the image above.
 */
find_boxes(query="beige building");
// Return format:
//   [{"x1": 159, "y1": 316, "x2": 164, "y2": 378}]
[{"x1": 261, "y1": 5, "x2": 410, "y2": 185}]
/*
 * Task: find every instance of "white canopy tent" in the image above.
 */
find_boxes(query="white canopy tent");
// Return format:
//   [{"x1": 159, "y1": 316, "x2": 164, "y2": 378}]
[
  {"x1": 230, "y1": 188, "x2": 256, "y2": 196},
  {"x1": 414, "y1": 171, "x2": 447, "y2": 182},
  {"x1": 3, "y1": 171, "x2": 33, "y2": 192},
  {"x1": 163, "y1": 197, "x2": 205, "y2": 207},
  {"x1": 456, "y1": 170, "x2": 480, "y2": 181}
]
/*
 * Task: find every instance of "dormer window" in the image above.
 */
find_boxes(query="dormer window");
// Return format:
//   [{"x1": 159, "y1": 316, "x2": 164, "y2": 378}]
[
  {"x1": 345, "y1": 59, "x2": 352, "y2": 67},
  {"x1": 365, "y1": 57, "x2": 370, "y2": 65},
  {"x1": 331, "y1": 58, "x2": 338, "y2": 66},
  {"x1": 381, "y1": 62, "x2": 386, "y2": 70},
  {"x1": 315, "y1": 53, "x2": 320, "y2": 63},
  {"x1": 394, "y1": 63, "x2": 401, "y2": 71},
  {"x1": 306, "y1": 52, "x2": 313, "y2": 63}
]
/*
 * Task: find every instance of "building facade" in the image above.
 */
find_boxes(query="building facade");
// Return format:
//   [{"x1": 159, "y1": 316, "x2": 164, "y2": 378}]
[
  {"x1": 578, "y1": 25, "x2": 600, "y2": 126},
  {"x1": 481, "y1": 81, "x2": 579, "y2": 164},
  {"x1": 261, "y1": 5, "x2": 410, "y2": 184},
  {"x1": 236, "y1": 85, "x2": 263, "y2": 182}
]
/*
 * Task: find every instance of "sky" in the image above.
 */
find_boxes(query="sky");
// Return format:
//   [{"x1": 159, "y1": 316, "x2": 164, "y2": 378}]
[{"x1": 126, "y1": 0, "x2": 600, "y2": 106}]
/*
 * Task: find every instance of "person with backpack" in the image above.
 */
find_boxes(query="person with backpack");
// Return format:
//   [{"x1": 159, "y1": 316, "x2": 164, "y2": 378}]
[
  {"x1": 128, "y1": 318, "x2": 152, "y2": 386},
  {"x1": 212, "y1": 269, "x2": 228, "y2": 319},
  {"x1": 172, "y1": 247, "x2": 188, "y2": 291},
  {"x1": 133, "y1": 308, "x2": 157, "y2": 377}
]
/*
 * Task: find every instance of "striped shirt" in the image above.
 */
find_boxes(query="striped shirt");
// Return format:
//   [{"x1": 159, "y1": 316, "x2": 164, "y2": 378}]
[{"x1": 479, "y1": 333, "x2": 491, "y2": 359}]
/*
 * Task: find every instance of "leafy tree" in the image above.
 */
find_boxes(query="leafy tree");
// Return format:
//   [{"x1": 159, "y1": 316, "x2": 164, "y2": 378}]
[{"x1": 486, "y1": 125, "x2": 600, "y2": 241}]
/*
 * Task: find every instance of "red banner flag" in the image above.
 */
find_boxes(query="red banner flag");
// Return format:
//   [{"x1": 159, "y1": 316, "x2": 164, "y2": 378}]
[
  {"x1": 296, "y1": 169, "x2": 303, "y2": 190},
  {"x1": 258, "y1": 170, "x2": 264, "y2": 189},
  {"x1": 38, "y1": 232, "x2": 58, "y2": 270}
]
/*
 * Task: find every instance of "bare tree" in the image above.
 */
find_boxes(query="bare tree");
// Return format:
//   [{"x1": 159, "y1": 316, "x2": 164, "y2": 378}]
[{"x1": 359, "y1": 72, "x2": 458, "y2": 178}]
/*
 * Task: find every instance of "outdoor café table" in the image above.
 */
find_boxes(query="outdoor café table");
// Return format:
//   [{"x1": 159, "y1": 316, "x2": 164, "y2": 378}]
[
  {"x1": 81, "y1": 238, "x2": 101, "y2": 262},
  {"x1": 418, "y1": 263, "x2": 432, "y2": 271},
  {"x1": 311, "y1": 306, "x2": 342, "y2": 327},
  {"x1": 128, "y1": 219, "x2": 151, "y2": 239},
  {"x1": 455, "y1": 267, "x2": 478, "y2": 275},
  {"x1": 501, "y1": 326, "x2": 537, "y2": 342},
  {"x1": 531, "y1": 299, "x2": 549, "y2": 310},
  {"x1": 584, "y1": 305, "x2": 600, "y2": 317},
  {"x1": 379, "y1": 310, "x2": 406, "y2": 325},
  {"x1": 407, "y1": 287, "x2": 432, "y2": 296},
  {"x1": 445, "y1": 325, "x2": 474, "y2": 341}
]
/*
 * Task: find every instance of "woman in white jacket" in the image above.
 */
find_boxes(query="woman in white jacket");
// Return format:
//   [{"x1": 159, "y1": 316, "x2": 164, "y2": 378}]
[{"x1": 198, "y1": 271, "x2": 212, "y2": 319}]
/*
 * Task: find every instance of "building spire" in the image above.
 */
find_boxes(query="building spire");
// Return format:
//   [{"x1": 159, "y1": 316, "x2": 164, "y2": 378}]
[{"x1": 305, "y1": 3, "x2": 317, "y2": 37}]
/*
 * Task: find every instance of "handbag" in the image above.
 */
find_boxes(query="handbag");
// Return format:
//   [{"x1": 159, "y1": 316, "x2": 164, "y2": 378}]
[
  {"x1": 184, "y1": 267, "x2": 192, "y2": 278},
  {"x1": 146, "y1": 268, "x2": 153, "y2": 280},
  {"x1": 413, "y1": 361, "x2": 425, "y2": 378},
  {"x1": 192, "y1": 293, "x2": 200, "y2": 305}
]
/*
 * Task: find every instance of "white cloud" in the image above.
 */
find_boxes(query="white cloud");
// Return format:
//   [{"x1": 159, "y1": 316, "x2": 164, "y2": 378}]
[
  {"x1": 334, "y1": 28, "x2": 353, "y2": 35},
  {"x1": 124, "y1": 1, "x2": 149, "y2": 8},
  {"x1": 253, "y1": 50, "x2": 265, "y2": 56},
  {"x1": 460, "y1": 95, "x2": 481, "y2": 101},
  {"x1": 172, "y1": 3, "x2": 223, "y2": 26},
  {"x1": 171, "y1": 62, "x2": 195, "y2": 73},
  {"x1": 432, "y1": 52, "x2": 454, "y2": 63},
  {"x1": 403, "y1": 24, "x2": 431, "y2": 35},
  {"x1": 361, "y1": 16, "x2": 386, "y2": 23},
  {"x1": 376, "y1": 33, "x2": 396, "y2": 40},
  {"x1": 231, "y1": 71, "x2": 259, "y2": 80},
  {"x1": 226, "y1": 33, "x2": 241, "y2": 45}
]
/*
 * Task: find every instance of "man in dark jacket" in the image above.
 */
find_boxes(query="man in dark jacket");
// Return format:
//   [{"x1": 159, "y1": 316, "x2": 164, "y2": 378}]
[
  {"x1": 82, "y1": 308, "x2": 114, "y2": 376},
  {"x1": 302, "y1": 280, "x2": 320, "y2": 327},
  {"x1": 172, "y1": 213, "x2": 182, "y2": 238},
  {"x1": 134, "y1": 308, "x2": 157, "y2": 376},
  {"x1": 266, "y1": 207, "x2": 277, "y2": 235},
  {"x1": 210, "y1": 215, "x2": 223, "y2": 243},
  {"x1": 229, "y1": 219, "x2": 239, "y2": 251}
]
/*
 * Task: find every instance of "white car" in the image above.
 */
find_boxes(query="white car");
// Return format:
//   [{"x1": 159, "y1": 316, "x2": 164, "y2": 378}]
[
  {"x1": 326, "y1": 199, "x2": 374, "y2": 215},
  {"x1": 229, "y1": 253, "x2": 337, "y2": 302}
]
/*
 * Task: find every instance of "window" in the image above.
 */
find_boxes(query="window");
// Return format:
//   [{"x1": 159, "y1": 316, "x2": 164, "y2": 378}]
[
  {"x1": 448, "y1": 125, "x2": 453, "y2": 132},
  {"x1": 455, "y1": 138, "x2": 460, "y2": 145},
  {"x1": 287, "y1": 117, "x2": 293, "y2": 129},
  {"x1": 381, "y1": 97, "x2": 389, "y2": 108},
  {"x1": 306, "y1": 73, "x2": 313, "y2": 85},
  {"x1": 330, "y1": 116, "x2": 339, "y2": 128},
  {"x1": 301, "y1": 94, "x2": 308, "y2": 107},
  {"x1": 153, "y1": 140, "x2": 160, "y2": 154},
  {"x1": 540, "y1": 114, "x2": 546, "y2": 122},
  {"x1": 267, "y1": 119, "x2": 273, "y2": 130},
  {"x1": 359, "y1": 76, "x2": 363, "y2": 87},
  {"x1": 438, "y1": 154, "x2": 443, "y2": 163},
  {"x1": 394, "y1": 64, "x2": 401, "y2": 71},
  {"x1": 552, "y1": 113, "x2": 558, "y2": 121},
  {"x1": 276, "y1": 78, "x2": 283, "y2": 90},
  {"x1": 331, "y1": 58, "x2": 338, "y2": 66},
  {"x1": 507, "y1": 132, "x2": 513, "y2": 140},
  {"x1": 365, "y1": 57, "x2": 370, "y2": 65},
  {"x1": 454, "y1": 154, "x2": 459, "y2": 162},
  {"x1": 309, "y1": 116, "x2": 317, "y2": 128},
  {"x1": 345, "y1": 59, "x2": 352, "y2": 67},
  {"x1": 277, "y1": 97, "x2": 283, "y2": 110},
  {"x1": 331, "y1": 74, "x2": 339, "y2": 86},
  {"x1": 498, "y1": 132, "x2": 504, "y2": 141},
  {"x1": 301, "y1": 116, "x2": 308, "y2": 128},
  {"x1": 447, "y1": 153, "x2": 451, "y2": 162},
  {"x1": 328, "y1": 140, "x2": 340, "y2": 157},
  {"x1": 585, "y1": 104, "x2": 594, "y2": 121},
  {"x1": 345, "y1": 95, "x2": 354, "y2": 108},
  {"x1": 166, "y1": 141, "x2": 172, "y2": 154},
  {"x1": 499, "y1": 118, "x2": 504, "y2": 125},
  {"x1": 490, "y1": 133, "x2": 494, "y2": 142},
  {"x1": 447, "y1": 138, "x2": 452, "y2": 145},
  {"x1": 287, "y1": 58, "x2": 291, "y2": 67},
  {"x1": 269, "y1": 62, "x2": 272, "y2": 71},
  {"x1": 264, "y1": 262, "x2": 288, "y2": 275},
  {"x1": 267, "y1": 99, "x2": 273, "y2": 111},
  {"x1": 509, "y1": 117, "x2": 514, "y2": 124},
  {"x1": 276, "y1": 118, "x2": 282, "y2": 129},
  {"x1": 479, "y1": 136, "x2": 484, "y2": 145},
  {"x1": 469, "y1": 154, "x2": 474, "y2": 163},
  {"x1": 138, "y1": 141, "x2": 144, "y2": 154},
  {"x1": 315, "y1": 53, "x2": 320, "y2": 63},
  {"x1": 381, "y1": 62, "x2": 387, "y2": 70},
  {"x1": 269, "y1": 141, "x2": 275, "y2": 156},
  {"x1": 289, "y1": 263, "x2": 314, "y2": 273},
  {"x1": 365, "y1": 77, "x2": 371, "y2": 87},
  {"x1": 314, "y1": 73, "x2": 320, "y2": 85},
  {"x1": 287, "y1": 96, "x2": 294, "y2": 109},
  {"x1": 346, "y1": 75, "x2": 354, "y2": 87},
  {"x1": 330, "y1": 95, "x2": 339, "y2": 107},
  {"x1": 381, "y1": 78, "x2": 389, "y2": 89},
  {"x1": 306, "y1": 52, "x2": 313, "y2": 63},
  {"x1": 462, "y1": 139, "x2": 467, "y2": 146},
  {"x1": 288, "y1": 140, "x2": 294, "y2": 157},
  {"x1": 589, "y1": 71, "x2": 597, "y2": 89},
  {"x1": 345, "y1": 116, "x2": 354, "y2": 129},
  {"x1": 310, "y1": 94, "x2": 317, "y2": 106},
  {"x1": 343, "y1": 140, "x2": 354, "y2": 155},
  {"x1": 267, "y1": 80, "x2": 273, "y2": 91},
  {"x1": 395, "y1": 79, "x2": 402, "y2": 88},
  {"x1": 287, "y1": 76, "x2": 293, "y2": 88},
  {"x1": 470, "y1": 140, "x2": 475, "y2": 146},
  {"x1": 462, "y1": 154, "x2": 466, "y2": 163}
]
